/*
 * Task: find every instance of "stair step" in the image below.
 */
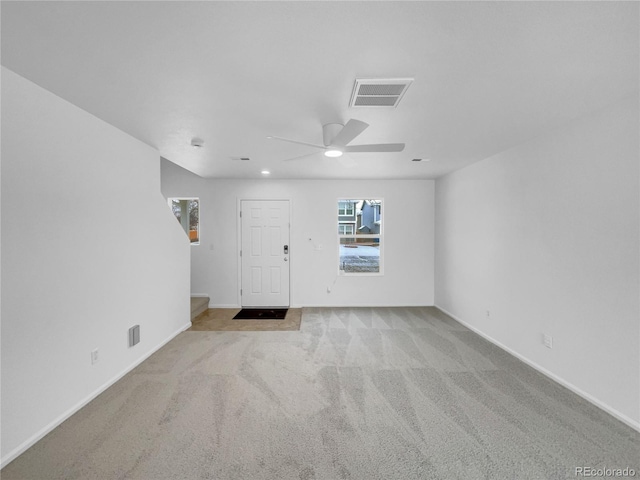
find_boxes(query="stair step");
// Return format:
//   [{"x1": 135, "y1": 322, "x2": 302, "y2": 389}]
[{"x1": 190, "y1": 296, "x2": 209, "y2": 321}]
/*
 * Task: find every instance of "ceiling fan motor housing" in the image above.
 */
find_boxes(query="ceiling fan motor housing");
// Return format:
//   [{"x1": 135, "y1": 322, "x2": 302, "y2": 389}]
[{"x1": 323, "y1": 123, "x2": 344, "y2": 147}]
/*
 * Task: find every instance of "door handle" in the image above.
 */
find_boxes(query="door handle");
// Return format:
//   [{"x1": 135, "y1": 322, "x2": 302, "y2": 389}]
[
  {"x1": 284, "y1": 257, "x2": 288, "y2": 262},
  {"x1": 283, "y1": 245, "x2": 289, "y2": 254}
]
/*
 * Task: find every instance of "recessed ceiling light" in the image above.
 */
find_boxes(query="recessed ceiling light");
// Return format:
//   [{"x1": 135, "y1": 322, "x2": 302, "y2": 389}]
[
  {"x1": 191, "y1": 137, "x2": 204, "y2": 148},
  {"x1": 412, "y1": 158, "x2": 430, "y2": 162},
  {"x1": 324, "y1": 150, "x2": 343, "y2": 158},
  {"x1": 261, "y1": 170, "x2": 270, "y2": 175}
]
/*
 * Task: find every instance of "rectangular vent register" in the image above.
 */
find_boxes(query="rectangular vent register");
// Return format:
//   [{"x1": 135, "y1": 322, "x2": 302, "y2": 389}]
[{"x1": 349, "y1": 78, "x2": 413, "y2": 108}]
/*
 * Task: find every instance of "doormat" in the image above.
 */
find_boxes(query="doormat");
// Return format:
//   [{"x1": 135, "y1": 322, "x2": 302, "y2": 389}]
[{"x1": 233, "y1": 308, "x2": 288, "y2": 320}]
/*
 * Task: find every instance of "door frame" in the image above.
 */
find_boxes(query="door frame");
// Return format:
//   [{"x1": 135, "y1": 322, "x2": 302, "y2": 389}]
[{"x1": 236, "y1": 198, "x2": 292, "y2": 307}]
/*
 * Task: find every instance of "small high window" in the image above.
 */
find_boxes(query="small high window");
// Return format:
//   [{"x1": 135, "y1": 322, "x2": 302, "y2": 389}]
[{"x1": 168, "y1": 198, "x2": 199, "y2": 244}]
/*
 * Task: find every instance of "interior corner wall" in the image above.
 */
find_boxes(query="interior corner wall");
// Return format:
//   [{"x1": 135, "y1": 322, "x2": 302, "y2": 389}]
[
  {"x1": 160, "y1": 161, "x2": 435, "y2": 308},
  {"x1": 1, "y1": 67, "x2": 191, "y2": 465},
  {"x1": 434, "y1": 95, "x2": 640, "y2": 428}
]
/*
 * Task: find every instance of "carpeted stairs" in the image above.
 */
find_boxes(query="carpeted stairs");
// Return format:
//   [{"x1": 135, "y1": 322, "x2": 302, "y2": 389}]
[{"x1": 190, "y1": 296, "x2": 209, "y2": 321}]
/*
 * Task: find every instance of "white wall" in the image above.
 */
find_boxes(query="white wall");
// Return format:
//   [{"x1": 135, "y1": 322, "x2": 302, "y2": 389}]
[
  {"x1": 435, "y1": 95, "x2": 640, "y2": 428},
  {"x1": 161, "y1": 162, "x2": 435, "y2": 308},
  {"x1": 1, "y1": 68, "x2": 191, "y2": 465}
]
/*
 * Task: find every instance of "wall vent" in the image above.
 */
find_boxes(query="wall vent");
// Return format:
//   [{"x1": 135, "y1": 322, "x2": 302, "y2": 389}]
[{"x1": 349, "y1": 78, "x2": 413, "y2": 108}]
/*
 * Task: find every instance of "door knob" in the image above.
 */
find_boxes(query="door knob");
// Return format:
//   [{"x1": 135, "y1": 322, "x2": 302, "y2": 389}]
[{"x1": 284, "y1": 257, "x2": 288, "y2": 261}]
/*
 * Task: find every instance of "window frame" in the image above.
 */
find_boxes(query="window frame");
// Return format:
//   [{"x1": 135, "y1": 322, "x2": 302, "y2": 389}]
[{"x1": 337, "y1": 198, "x2": 383, "y2": 276}]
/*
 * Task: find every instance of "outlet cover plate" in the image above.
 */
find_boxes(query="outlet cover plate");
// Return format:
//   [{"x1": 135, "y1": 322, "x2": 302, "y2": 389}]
[{"x1": 129, "y1": 325, "x2": 140, "y2": 347}]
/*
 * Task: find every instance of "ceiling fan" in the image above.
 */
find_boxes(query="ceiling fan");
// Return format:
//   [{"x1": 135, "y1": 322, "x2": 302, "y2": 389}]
[{"x1": 267, "y1": 119, "x2": 404, "y2": 160}]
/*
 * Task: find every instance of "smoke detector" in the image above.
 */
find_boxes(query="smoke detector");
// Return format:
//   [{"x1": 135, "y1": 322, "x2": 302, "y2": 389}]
[{"x1": 349, "y1": 78, "x2": 413, "y2": 108}]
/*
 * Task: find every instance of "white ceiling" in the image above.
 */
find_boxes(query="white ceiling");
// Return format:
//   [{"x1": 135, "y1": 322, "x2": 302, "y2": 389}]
[{"x1": 2, "y1": 1, "x2": 638, "y2": 180}]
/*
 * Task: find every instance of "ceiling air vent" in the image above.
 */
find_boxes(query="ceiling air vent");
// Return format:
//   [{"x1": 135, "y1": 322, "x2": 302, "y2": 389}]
[{"x1": 349, "y1": 78, "x2": 413, "y2": 108}]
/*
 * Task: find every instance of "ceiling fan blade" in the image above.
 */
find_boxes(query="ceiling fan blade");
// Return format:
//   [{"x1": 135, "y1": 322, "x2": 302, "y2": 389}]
[
  {"x1": 331, "y1": 119, "x2": 369, "y2": 147},
  {"x1": 343, "y1": 143, "x2": 405, "y2": 153},
  {"x1": 267, "y1": 136, "x2": 325, "y2": 149},
  {"x1": 282, "y1": 152, "x2": 320, "y2": 162}
]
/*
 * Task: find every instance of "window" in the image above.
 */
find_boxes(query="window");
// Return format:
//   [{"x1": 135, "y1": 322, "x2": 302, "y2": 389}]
[
  {"x1": 338, "y1": 201, "x2": 355, "y2": 216},
  {"x1": 338, "y1": 199, "x2": 382, "y2": 274},
  {"x1": 373, "y1": 203, "x2": 381, "y2": 224},
  {"x1": 338, "y1": 224, "x2": 355, "y2": 235},
  {"x1": 168, "y1": 198, "x2": 199, "y2": 244}
]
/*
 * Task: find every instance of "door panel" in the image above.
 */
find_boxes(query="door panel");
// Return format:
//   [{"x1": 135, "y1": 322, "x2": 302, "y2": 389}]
[
  {"x1": 269, "y1": 226, "x2": 281, "y2": 256},
  {"x1": 270, "y1": 267, "x2": 281, "y2": 293},
  {"x1": 251, "y1": 267, "x2": 262, "y2": 293},
  {"x1": 241, "y1": 200, "x2": 290, "y2": 307},
  {"x1": 250, "y1": 226, "x2": 261, "y2": 255}
]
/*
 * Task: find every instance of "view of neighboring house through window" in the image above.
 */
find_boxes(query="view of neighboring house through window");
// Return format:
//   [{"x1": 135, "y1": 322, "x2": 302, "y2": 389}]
[
  {"x1": 168, "y1": 198, "x2": 199, "y2": 244},
  {"x1": 338, "y1": 224, "x2": 355, "y2": 235},
  {"x1": 338, "y1": 199, "x2": 382, "y2": 274},
  {"x1": 338, "y1": 201, "x2": 355, "y2": 216}
]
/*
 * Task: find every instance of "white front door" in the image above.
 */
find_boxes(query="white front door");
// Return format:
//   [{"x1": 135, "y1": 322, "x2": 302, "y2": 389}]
[{"x1": 240, "y1": 200, "x2": 290, "y2": 307}]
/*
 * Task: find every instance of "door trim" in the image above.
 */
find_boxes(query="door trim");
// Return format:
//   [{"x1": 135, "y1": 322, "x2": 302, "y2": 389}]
[{"x1": 236, "y1": 198, "x2": 292, "y2": 307}]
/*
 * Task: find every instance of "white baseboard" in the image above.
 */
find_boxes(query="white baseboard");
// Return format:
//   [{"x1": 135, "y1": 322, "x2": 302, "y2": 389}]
[
  {"x1": 1, "y1": 321, "x2": 192, "y2": 469},
  {"x1": 435, "y1": 305, "x2": 640, "y2": 433},
  {"x1": 208, "y1": 303, "x2": 436, "y2": 309},
  {"x1": 292, "y1": 304, "x2": 436, "y2": 308}
]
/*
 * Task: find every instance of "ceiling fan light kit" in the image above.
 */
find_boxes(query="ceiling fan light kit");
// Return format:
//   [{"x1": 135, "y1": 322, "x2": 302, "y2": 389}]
[
  {"x1": 270, "y1": 118, "x2": 405, "y2": 162},
  {"x1": 324, "y1": 149, "x2": 343, "y2": 158}
]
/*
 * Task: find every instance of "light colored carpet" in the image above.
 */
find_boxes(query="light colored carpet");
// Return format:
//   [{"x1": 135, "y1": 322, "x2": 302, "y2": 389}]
[{"x1": 2, "y1": 307, "x2": 638, "y2": 479}]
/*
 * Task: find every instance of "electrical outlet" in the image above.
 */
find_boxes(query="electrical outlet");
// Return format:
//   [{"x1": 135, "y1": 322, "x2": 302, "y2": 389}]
[
  {"x1": 486, "y1": 310, "x2": 491, "y2": 318},
  {"x1": 91, "y1": 349, "x2": 99, "y2": 365},
  {"x1": 543, "y1": 334, "x2": 553, "y2": 349},
  {"x1": 129, "y1": 325, "x2": 140, "y2": 347}
]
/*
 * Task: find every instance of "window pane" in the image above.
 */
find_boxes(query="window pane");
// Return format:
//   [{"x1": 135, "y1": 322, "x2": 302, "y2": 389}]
[
  {"x1": 188, "y1": 199, "x2": 199, "y2": 243},
  {"x1": 171, "y1": 199, "x2": 182, "y2": 221},
  {"x1": 338, "y1": 201, "x2": 355, "y2": 216},
  {"x1": 339, "y1": 237, "x2": 380, "y2": 273},
  {"x1": 360, "y1": 200, "x2": 381, "y2": 232},
  {"x1": 338, "y1": 224, "x2": 355, "y2": 235},
  {"x1": 168, "y1": 197, "x2": 199, "y2": 244}
]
